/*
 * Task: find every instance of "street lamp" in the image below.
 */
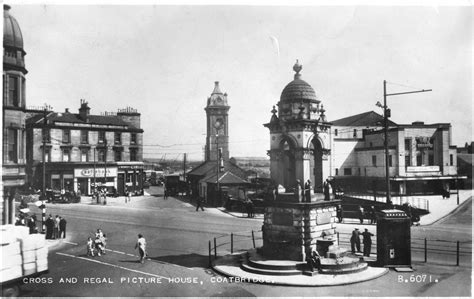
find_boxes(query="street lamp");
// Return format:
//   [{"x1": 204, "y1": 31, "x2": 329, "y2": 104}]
[{"x1": 377, "y1": 80, "x2": 432, "y2": 207}]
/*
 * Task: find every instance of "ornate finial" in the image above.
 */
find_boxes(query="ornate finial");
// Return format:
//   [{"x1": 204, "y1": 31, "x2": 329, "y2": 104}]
[
  {"x1": 271, "y1": 105, "x2": 277, "y2": 115},
  {"x1": 293, "y1": 59, "x2": 302, "y2": 79}
]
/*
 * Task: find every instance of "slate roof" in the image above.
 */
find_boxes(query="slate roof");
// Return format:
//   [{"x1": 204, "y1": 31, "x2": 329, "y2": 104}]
[
  {"x1": 199, "y1": 171, "x2": 249, "y2": 185},
  {"x1": 188, "y1": 160, "x2": 247, "y2": 181},
  {"x1": 26, "y1": 112, "x2": 140, "y2": 130},
  {"x1": 331, "y1": 111, "x2": 397, "y2": 127}
]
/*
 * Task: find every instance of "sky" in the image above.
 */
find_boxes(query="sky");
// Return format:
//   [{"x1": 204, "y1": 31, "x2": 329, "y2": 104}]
[{"x1": 7, "y1": 2, "x2": 472, "y2": 161}]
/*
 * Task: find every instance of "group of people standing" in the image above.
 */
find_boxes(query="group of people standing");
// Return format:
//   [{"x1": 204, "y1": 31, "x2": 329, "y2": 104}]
[
  {"x1": 45, "y1": 214, "x2": 67, "y2": 239},
  {"x1": 350, "y1": 228, "x2": 374, "y2": 257}
]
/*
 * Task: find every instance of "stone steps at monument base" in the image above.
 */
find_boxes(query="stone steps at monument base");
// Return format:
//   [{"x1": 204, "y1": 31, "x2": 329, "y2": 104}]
[
  {"x1": 320, "y1": 262, "x2": 368, "y2": 275},
  {"x1": 240, "y1": 263, "x2": 302, "y2": 276},
  {"x1": 248, "y1": 258, "x2": 306, "y2": 271}
]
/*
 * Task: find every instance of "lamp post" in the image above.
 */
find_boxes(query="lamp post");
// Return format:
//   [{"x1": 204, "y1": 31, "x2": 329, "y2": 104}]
[
  {"x1": 103, "y1": 139, "x2": 107, "y2": 205},
  {"x1": 376, "y1": 80, "x2": 431, "y2": 207},
  {"x1": 216, "y1": 133, "x2": 220, "y2": 207}
]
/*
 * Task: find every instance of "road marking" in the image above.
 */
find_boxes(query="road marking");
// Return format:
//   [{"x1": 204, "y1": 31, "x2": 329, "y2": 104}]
[
  {"x1": 56, "y1": 252, "x2": 170, "y2": 280},
  {"x1": 63, "y1": 241, "x2": 78, "y2": 245}
]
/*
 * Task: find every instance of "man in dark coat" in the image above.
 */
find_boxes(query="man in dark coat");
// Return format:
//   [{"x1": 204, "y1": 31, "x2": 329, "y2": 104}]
[
  {"x1": 59, "y1": 216, "x2": 67, "y2": 238},
  {"x1": 304, "y1": 180, "x2": 312, "y2": 203},
  {"x1": 45, "y1": 215, "x2": 55, "y2": 239},
  {"x1": 362, "y1": 228, "x2": 374, "y2": 257},
  {"x1": 336, "y1": 205, "x2": 343, "y2": 223},
  {"x1": 196, "y1": 197, "x2": 205, "y2": 211},
  {"x1": 27, "y1": 215, "x2": 37, "y2": 234},
  {"x1": 350, "y1": 228, "x2": 361, "y2": 254},
  {"x1": 358, "y1": 206, "x2": 364, "y2": 224},
  {"x1": 369, "y1": 206, "x2": 377, "y2": 224}
]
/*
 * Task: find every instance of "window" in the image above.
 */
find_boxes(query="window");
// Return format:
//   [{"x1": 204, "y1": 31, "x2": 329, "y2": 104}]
[
  {"x1": 416, "y1": 153, "x2": 422, "y2": 166},
  {"x1": 334, "y1": 129, "x2": 338, "y2": 136},
  {"x1": 98, "y1": 149, "x2": 106, "y2": 162},
  {"x1": 335, "y1": 168, "x2": 339, "y2": 176},
  {"x1": 62, "y1": 148, "x2": 70, "y2": 162},
  {"x1": 353, "y1": 129, "x2": 357, "y2": 138},
  {"x1": 388, "y1": 155, "x2": 392, "y2": 167},
  {"x1": 372, "y1": 155, "x2": 377, "y2": 166},
  {"x1": 450, "y1": 154, "x2": 454, "y2": 166},
  {"x1": 5, "y1": 129, "x2": 18, "y2": 163},
  {"x1": 131, "y1": 133, "x2": 137, "y2": 145},
  {"x1": 81, "y1": 149, "x2": 88, "y2": 162},
  {"x1": 8, "y1": 76, "x2": 19, "y2": 107},
  {"x1": 405, "y1": 138, "x2": 411, "y2": 151},
  {"x1": 114, "y1": 132, "x2": 121, "y2": 145},
  {"x1": 343, "y1": 168, "x2": 352, "y2": 175},
  {"x1": 81, "y1": 130, "x2": 88, "y2": 144},
  {"x1": 114, "y1": 150, "x2": 121, "y2": 162},
  {"x1": 63, "y1": 129, "x2": 71, "y2": 143},
  {"x1": 405, "y1": 155, "x2": 411, "y2": 167},
  {"x1": 42, "y1": 128, "x2": 51, "y2": 143},
  {"x1": 130, "y1": 148, "x2": 137, "y2": 161},
  {"x1": 98, "y1": 131, "x2": 106, "y2": 144},
  {"x1": 369, "y1": 142, "x2": 373, "y2": 148},
  {"x1": 428, "y1": 154, "x2": 434, "y2": 166}
]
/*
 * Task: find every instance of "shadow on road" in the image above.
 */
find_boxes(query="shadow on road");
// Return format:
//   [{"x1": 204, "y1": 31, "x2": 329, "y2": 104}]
[{"x1": 148, "y1": 253, "x2": 209, "y2": 268}]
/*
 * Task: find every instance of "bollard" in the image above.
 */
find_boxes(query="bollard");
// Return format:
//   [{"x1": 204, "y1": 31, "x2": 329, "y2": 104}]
[
  {"x1": 214, "y1": 237, "x2": 217, "y2": 259},
  {"x1": 208, "y1": 240, "x2": 212, "y2": 267},
  {"x1": 427, "y1": 200, "x2": 429, "y2": 212},
  {"x1": 456, "y1": 241, "x2": 460, "y2": 266},
  {"x1": 337, "y1": 232, "x2": 340, "y2": 245},
  {"x1": 231, "y1": 233, "x2": 234, "y2": 254},
  {"x1": 252, "y1": 230, "x2": 256, "y2": 248},
  {"x1": 424, "y1": 238, "x2": 427, "y2": 262}
]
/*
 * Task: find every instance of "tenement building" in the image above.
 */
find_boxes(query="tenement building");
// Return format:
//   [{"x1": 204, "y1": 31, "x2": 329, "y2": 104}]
[
  {"x1": 2, "y1": 5, "x2": 27, "y2": 224},
  {"x1": 331, "y1": 112, "x2": 460, "y2": 195},
  {"x1": 26, "y1": 100, "x2": 145, "y2": 196},
  {"x1": 187, "y1": 82, "x2": 248, "y2": 206}
]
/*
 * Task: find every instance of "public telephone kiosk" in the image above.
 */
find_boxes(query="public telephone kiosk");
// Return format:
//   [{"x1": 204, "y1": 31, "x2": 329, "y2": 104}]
[{"x1": 376, "y1": 209, "x2": 411, "y2": 267}]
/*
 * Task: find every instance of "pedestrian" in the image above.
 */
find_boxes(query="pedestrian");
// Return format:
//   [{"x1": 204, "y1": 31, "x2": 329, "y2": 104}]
[
  {"x1": 246, "y1": 199, "x2": 254, "y2": 218},
  {"x1": 369, "y1": 206, "x2": 377, "y2": 224},
  {"x1": 125, "y1": 187, "x2": 131, "y2": 203},
  {"x1": 27, "y1": 215, "x2": 37, "y2": 234},
  {"x1": 86, "y1": 237, "x2": 95, "y2": 256},
  {"x1": 306, "y1": 250, "x2": 322, "y2": 273},
  {"x1": 336, "y1": 205, "x2": 343, "y2": 223},
  {"x1": 323, "y1": 179, "x2": 331, "y2": 201},
  {"x1": 350, "y1": 228, "x2": 361, "y2": 254},
  {"x1": 59, "y1": 216, "x2": 67, "y2": 238},
  {"x1": 362, "y1": 228, "x2": 374, "y2": 257},
  {"x1": 196, "y1": 197, "x2": 205, "y2": 211},
  {"x1": 135, "y1": 234, "x2": 147, "y2": 263},
  {"x1": 358, "y1": 205, "x2": 364, "y2": 224},
  {"x1": 304, "y1": 180, "x2": 312, "y2": 203},
  {"x1": 45, "y1": 215, "x2": 55, "y2": 239},
  {"x1": 54, "y1": 215, "x2": 60, "y2": 239},
  {"x1": 102, "y1": 188, "x2": 107, "y2": 205},
  {"x1": 163, "y1": 183, "x2": 168, "y2": 200}
]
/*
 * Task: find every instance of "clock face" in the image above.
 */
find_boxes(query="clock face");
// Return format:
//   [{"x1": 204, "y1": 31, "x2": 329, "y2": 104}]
[{"x1": 214, "y1": 119, "x2": 223, "y2": 129}]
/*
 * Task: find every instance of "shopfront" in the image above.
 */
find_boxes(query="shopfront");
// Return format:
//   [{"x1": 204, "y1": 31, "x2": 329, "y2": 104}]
[
  {"x1": 73, "y1": 167, "x2": 118, "y2": 195},
  {"x1": 117, "y1": 162, "x2": 144, "y2": 196}
]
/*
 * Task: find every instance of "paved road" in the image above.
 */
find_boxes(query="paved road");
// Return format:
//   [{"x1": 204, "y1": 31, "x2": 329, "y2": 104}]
[{"x1": 20, "y1": 187, "x2": 471, "y2": 297}]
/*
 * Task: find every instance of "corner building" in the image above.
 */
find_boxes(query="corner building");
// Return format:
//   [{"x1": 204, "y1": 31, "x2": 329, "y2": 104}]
[
  {"x1": 26, "y1": 101, "x2": 145, "y2": 196},
  {"x1": 2, "y1": 5, "x2": 27, "y2": 224}
]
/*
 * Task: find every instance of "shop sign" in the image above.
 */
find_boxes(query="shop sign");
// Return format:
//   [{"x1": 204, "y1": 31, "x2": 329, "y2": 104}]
[
  {"x1": 416, "y1": 137, "x2": 433, "y2": 149},
  {"x1": 74, "y1": 168, "x2": 118, "y2": 178},
  {"x1": 118, "y1": 165, "x2": 143, "y2": 170}
]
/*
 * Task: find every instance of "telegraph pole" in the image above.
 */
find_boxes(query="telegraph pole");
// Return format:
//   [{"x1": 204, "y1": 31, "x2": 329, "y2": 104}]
[
  {"x1": 103, "y1": 138, "x2": 107, "y2": 205},
  {"x1": 93, "y1": 147, "x2": 97, "y2": 202},
  {"x1": 216, "y1": 134, "x2": 219, "y2": 207},
  {"x1": 183, "y1": 153, "x2": 187, "y2": 181},
  {"x1": 41, "y1": 108, "x2": 47, "y2": 232},
  {"x1": 380, "y1": 80, "x2": 431, "y2": 206}
]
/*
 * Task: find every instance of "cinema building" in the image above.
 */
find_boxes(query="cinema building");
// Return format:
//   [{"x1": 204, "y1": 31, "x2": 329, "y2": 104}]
[
  {"x1": 25, "y1": 100, "x2": 145, "y2": 196},
  {"x1": 331, "y1": 111, "x2": 461, "y2": 195}
]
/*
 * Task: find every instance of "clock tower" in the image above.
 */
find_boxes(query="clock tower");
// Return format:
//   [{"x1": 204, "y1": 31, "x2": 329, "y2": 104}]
[{"x1": 205, "y1": 81, "x2": 230, "y2": 162}]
